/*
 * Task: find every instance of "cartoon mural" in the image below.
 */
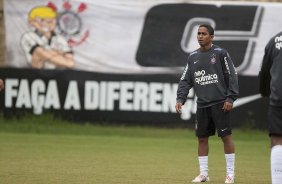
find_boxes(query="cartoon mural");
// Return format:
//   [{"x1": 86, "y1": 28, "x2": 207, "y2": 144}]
[{"x1": 20, "y1": 5, "x2": 74, "y2": 69}]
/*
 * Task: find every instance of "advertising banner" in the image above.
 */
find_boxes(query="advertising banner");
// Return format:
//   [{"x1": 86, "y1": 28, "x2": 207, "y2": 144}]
[
  {"x1": 0, "y1": 68, "x2": 268, "y2": 128},
  {"x1": 2, "y1": 0, "x2": 278, "y2": 128}
]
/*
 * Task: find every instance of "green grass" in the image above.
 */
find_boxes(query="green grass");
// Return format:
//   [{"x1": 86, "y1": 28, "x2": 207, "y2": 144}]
[{"x1": 0, "y1": 114, "x2": 271, "y2": 184}]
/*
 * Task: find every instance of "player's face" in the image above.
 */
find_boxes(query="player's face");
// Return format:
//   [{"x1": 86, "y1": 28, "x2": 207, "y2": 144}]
[{"x1": 197, "y1": 27, "x2": 213, "y2": 47}]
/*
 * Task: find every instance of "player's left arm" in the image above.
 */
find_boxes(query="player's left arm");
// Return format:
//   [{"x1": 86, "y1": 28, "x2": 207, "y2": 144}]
[
  {"x1": 222, "y1": 51, "x2": 239, "y2": 112},
  {"x1": 258, "y1": 42, "x2": 273, "y2": 97}
]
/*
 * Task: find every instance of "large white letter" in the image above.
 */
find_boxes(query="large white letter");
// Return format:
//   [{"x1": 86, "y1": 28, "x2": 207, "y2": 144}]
[
  {"x1": 149, "y1": 82, "x2": 162, "y2": 112},
  {"x1": 84, "y1": 81, "x2": 99, "y2": 110},
  {"x1": 133, "y1": 82, "x2": 148, "y2": 111},
  {"x1": 16, "y1": 79, "x2": 32, "y2": 108},
  {"x1": 162, "y1": 83, "x2": 178, "y2": 112},
  {"x1": 119, "y1": 82, "x2": 133, "y2": 111},
  {"x1": 99, "y1": 82, "x2": 107, "y2": 110},
  {"x1": 64, "y1": 81, "x2": 81, "y2": 110},
  {"x1": 44, "y1": 80, "x2": 60, "y2": 110},
  {"x1": 31, "y1": 79, "x2": 45, "y2": 114},
  {"x1": 5, "y1": 79, "x2": 18, "y2": 107},
  {"x1": 106, "y1": 82, "x2": 120, "y2": 111}
]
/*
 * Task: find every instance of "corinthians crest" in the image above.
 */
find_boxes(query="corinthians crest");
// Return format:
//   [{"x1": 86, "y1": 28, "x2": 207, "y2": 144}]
[
  {"x1": 48, "y1": 1, "x2": 89, "y2": 47},
  {"x1": 210, "y1": 54, "x2": 216, "y2": 64}
]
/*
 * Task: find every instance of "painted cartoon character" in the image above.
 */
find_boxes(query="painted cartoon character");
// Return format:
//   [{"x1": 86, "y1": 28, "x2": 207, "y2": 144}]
[{"x1": 21, "y1": 6, "x2": 74, "y2": 69}]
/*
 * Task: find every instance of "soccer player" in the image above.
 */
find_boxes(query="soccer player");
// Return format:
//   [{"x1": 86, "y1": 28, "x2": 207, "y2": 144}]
[
  {"x1": 259, "y1": 31, "x2": 282, "y2": 184},
  {"x1": 175, "y1": 24, "x2": 239, "y2": 183},
  {"x1": 21, "y1": 6, "x2": 74, "y2": 69}
]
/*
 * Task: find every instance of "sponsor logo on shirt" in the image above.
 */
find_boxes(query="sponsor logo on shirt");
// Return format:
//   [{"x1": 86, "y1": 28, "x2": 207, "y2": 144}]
[
  {"x1": 224, "y1": 57, "x2": 231, "y2": 74},
  {"x1": 194, "y1": 70, "x2": 218, "y2": 85}
]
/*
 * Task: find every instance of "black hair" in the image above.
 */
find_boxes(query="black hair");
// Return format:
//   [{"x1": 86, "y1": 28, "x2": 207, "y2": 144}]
[{"x1": 199, "y1": 24, "x2": 214, "y2": 36}]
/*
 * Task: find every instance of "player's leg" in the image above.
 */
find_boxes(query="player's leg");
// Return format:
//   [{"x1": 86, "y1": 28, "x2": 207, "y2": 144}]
[
  {"x1": 222, "y1": 135, "x2": 235, "y2": 154},
  {"x1": 192, "y1": 107, "x2": 214, "y2": 182},
  {"x1": 198, "y1": 136, "x2": 209, "y2": 176},
  {"x1": 270, "y1": 135, "x2": 282, "y2": 184},
  {"x1": 192, "y1": 137, "x2": 210, "y2": 182},
  {"x1": 268, "y1": 105, "x2": 282, "y2": 184},
  {"x1": 212, "y1": 103, "x2": 235, "y2": 183},
  {"x1": 222, "y1": 135, "x2": 235, "y2": 184}
]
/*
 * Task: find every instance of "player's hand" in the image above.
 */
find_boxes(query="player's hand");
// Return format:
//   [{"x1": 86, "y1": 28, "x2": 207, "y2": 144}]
[
  {"x1": 222, "y1": 101, "x2": 233, "y2": 112},
  {"x1": 0, "y1": 79, "x2": 4, "y2": 91},
  {"x1": 175, "y1": 102, "x2": 183, "y2": 114}
]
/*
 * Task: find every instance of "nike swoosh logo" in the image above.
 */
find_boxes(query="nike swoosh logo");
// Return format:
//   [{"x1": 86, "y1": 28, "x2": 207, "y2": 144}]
[
  {"x1": 221, "y1": 128, "x2": 228, "y2": 132},
  {"x1": 194, "y1": 60, "x2": 199, "y2": 64},
  {"x1": 233, "y1": 94, "x2": 261, "y2": 108}
]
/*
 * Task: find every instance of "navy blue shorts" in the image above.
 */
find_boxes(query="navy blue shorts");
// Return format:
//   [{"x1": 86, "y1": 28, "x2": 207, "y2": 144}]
[
  {"x1": 268, "y1": 105, "x2": 282, "y2": 136},
  {"x1": 195, "y1": 103, "x2": 232, "y2": 138}
]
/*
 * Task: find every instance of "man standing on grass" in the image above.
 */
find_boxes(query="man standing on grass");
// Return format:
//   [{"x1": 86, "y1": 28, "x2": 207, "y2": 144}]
[
  {"x1": 259, "y1": 31, "x2": 282, "y2": 184},
  {"x1": 175, "y1": 24, "x2": 239, "y2": 183}
]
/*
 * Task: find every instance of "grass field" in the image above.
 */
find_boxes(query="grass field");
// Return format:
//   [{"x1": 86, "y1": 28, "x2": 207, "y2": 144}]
[{"x1": 0, "y1": 115, "x2": 271, "y2": 184}]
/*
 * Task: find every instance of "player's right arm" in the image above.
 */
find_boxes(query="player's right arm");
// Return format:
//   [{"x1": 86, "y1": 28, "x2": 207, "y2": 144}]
[{"x1": 175, "y1": 60, "x2": 194, "y2": 113}]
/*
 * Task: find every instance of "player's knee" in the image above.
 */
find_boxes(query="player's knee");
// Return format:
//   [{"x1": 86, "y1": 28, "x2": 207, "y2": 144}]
[
  {"x1": 221, "y1": 135, "x2": 233, "y2": 143},
  {"x1": 198, "y1": 137, "x2": 208, "y2": 144}
]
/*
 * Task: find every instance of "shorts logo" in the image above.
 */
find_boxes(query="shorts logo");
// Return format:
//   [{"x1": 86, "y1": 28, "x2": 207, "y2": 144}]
[{"x1": 221, "y1": 128, "x2": 228, "y2": 132}]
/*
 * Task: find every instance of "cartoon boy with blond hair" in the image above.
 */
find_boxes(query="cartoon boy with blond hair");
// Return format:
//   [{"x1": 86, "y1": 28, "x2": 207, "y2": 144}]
[{"x1": 21, "y1": 6, "x2": 74, "y2": 69}]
